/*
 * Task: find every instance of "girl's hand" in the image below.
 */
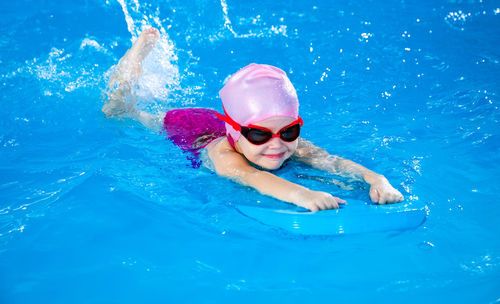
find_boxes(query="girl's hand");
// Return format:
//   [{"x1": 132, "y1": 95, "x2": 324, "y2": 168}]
[
  {"x1": 368, "y1": 175, "x2": 404, "y2": 204},
  {"x1": 296, "y1": 189, "x2": 346, "y2": 212}
]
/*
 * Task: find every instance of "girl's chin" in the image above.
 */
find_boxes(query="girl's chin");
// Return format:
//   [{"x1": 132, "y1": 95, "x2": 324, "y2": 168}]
[{"x1": 258, "y1": 158, "x2": 284, "y2": 170}]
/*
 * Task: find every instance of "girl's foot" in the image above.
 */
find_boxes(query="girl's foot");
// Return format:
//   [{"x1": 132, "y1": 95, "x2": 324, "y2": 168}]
[{"x1": 122, "y1": 27, "x2": 161, "y2": 72}]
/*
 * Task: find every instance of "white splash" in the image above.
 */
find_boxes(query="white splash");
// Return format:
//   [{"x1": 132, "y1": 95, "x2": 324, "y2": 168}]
[
  {"x1": 80, "y1": 38, "x2": 108, "y2": 54},
  {"x1": 220, "y1": 0, "x2": 238, "y2": 37}
]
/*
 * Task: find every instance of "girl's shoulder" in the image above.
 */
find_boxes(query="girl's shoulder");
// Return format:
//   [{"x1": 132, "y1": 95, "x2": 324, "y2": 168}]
[{"x1": 205, "y1": 136, "x2": 231, "y2": 152}]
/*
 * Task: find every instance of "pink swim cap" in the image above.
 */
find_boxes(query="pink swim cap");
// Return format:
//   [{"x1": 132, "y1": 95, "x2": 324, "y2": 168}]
[{"x1": 218, "y1": 63, "x2": 300, "y2": 142}]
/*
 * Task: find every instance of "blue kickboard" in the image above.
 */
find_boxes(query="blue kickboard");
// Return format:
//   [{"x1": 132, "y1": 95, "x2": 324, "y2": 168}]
[{"x1": 235, "y1": 200, "x2": 428, "y2": 235}]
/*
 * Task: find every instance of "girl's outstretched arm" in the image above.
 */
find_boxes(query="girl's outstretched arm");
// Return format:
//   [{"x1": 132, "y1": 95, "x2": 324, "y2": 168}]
[
  {"x1": 102, "y1": 28, "x2": 163, "y2": 131},
  {"x1": 206, "y1": 138, "x2": 346, "y2": 211},
  {"x1": 292, "y1": 138, "x2": 404, "y2": 204}
]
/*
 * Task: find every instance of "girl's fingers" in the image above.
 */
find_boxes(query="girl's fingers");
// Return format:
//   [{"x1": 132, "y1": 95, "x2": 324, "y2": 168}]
[
  {"x1": 336, "y1": 197, "x2": 347, "y2": 204},
  {"x1": 326, "y1": 201, "x2": 338, "y2": 209},
  {"x1": 369, "y1": 188, "x2": 380, "y2": 203},
  {"x1": 394, "y1": 190, "x2": 404, "y2": 202},
  {"x1": 378, "y1": 193, "x2": 384, "y2": 204},
  {"x1": 327, "y1": 198, "x2": 339, "y2": 209},
  {"x1": 307, "y1": 193, "x2": 346, "y2": 211},
  {"x1": 385, "y1": 190, "x2": 403, "y2": 203},
  {"x1": 308, "y1": 205, "x2": 319, "y2": 212}
]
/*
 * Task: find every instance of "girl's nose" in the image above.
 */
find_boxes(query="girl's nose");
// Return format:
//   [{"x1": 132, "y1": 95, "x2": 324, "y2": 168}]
[{"x1": 267, "y1": 136, "x2": 284, "y2": 149}]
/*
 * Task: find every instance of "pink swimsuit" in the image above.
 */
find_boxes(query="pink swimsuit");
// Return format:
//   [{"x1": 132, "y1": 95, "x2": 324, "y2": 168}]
[{"x1": 162, "y1": 108, "x2": 227, "y2": 167}]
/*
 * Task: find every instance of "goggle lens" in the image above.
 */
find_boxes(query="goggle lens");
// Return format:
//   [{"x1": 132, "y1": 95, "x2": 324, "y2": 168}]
[
  {"x1": 280, "y1": 124, "x2": 301, "y2": 141},
  {"x1": 243, "y1": 123, "x2": 301, "y2": 145}
]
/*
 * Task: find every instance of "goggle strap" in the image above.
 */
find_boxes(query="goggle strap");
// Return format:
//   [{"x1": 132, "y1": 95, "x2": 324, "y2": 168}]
[{"x1": 214, "y1": 107, "x2": 241, "y2": 132}]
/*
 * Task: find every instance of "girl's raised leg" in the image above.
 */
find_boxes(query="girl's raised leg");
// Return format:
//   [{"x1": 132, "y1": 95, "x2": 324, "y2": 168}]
[{"x1": 102, "y1": 28, "x2": 163, "y2": 130}]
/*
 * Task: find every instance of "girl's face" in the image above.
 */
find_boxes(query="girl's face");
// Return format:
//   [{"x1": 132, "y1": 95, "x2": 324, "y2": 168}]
[{"x1": 235, "y1": 116, "x2": 299, "y2": 170}]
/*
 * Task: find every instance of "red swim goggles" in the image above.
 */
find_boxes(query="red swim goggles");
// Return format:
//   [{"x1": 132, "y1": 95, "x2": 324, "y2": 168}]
[{"x1": 215, "y1": 107, "x2": 303, "y2": 145}]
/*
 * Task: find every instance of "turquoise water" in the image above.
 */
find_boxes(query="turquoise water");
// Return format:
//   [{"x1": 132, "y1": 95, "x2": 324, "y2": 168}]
[{"x1": 1, "y1": 0, "x2": 499, "y2": 302}]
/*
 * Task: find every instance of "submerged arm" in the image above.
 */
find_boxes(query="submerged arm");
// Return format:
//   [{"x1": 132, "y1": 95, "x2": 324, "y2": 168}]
[
  {"x1": 206, "y1": 138, "x2": 345, "y2": 211},
  {"x1": 292, "y1": 138, "x2": 404, "y2": 204}
]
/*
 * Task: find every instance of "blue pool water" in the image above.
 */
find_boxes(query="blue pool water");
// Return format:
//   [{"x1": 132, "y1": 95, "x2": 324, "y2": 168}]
[{"x1": 1, "y1": 0, "x2": 499, "y2": 302}]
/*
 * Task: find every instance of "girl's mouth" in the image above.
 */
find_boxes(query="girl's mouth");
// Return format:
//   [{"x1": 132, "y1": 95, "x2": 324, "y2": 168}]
[{"x1": 263, "y1": 152, "x2": 285, "y2": 159}]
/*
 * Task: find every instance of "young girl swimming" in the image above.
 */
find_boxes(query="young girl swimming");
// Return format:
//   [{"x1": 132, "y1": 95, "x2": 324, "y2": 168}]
[{"x1": 102, "y1": 28, "x2": 404, "y2": 212}]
